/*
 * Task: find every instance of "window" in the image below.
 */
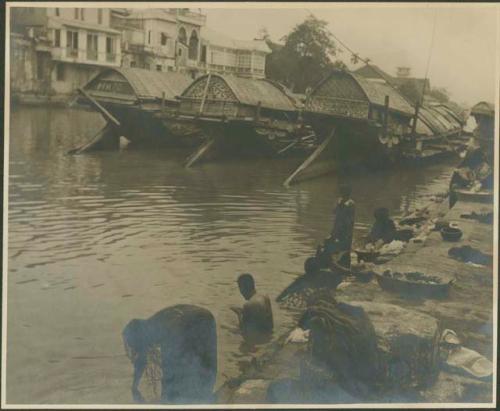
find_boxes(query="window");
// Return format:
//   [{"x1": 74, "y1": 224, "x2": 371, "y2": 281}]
[
  {"x1": 156, "y1": 65, "x2": 162, "y2": 71},
  {"x1": 178, "y1": 48, "x2": 182, "y2": 56},
  {"x1": 66, "y1": 30, "x2": 78, "y2": 57},
  {"x1": 161, "y1": 33, "x2": 167, "y2": 46},
  {"x1": 130, "y1": 61, "x2": 136, "y2": 68},
  {"x1": 55, "y1": 8, "x2": 60, "y2": 17},
  {"x1": 56, "y1": 64, "x2": 65, "y2": 81},
  {"x1": 200, "y1": 45, "x2": 207, "y2": 63},
  {"x1": 188, "y1": 30, "x2": 198, "y2": 60},
  {"x1": 74, "y1": 8, "x2": 78, "y2": 19},
  {"x1": 178, "y1": 27, "x2": 187, "y2": 45},
  {"x1": 148, "y1": 31, "x2": 151, "y2": 44},
  {"x1": 97, "y1": 9, "x2": 103, "y2": 24},
  {"x1": 54, "y1": 29, "x2": 60, "y2": 47},
  {"x1": 80, "y1": 8, "x2": 85, "y2": 21},
  {"x1": 36, "y1": 53, "x2": 44, "y2": 80},
  {"x1": 106, "y1": 36, "x2": 115, "y2": 62},
  {"x1": 87, "y1": 33, "x2": 98, "y2": 60}
]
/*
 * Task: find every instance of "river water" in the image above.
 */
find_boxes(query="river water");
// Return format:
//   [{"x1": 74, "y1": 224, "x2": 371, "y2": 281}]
[{"x1": 6, "y1": 106, "x2": 458, "y2": 404}]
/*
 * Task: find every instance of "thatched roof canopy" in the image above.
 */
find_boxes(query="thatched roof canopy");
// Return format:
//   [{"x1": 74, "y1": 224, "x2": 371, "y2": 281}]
[
  {"x1": 84, "y1": 67, "x2": 193, "y2": 103},
  {"x1": 179, "y1": 74, "x2": 297, "y2": 112},
  {"x1": 307, "y1": 70, "x2": 414, "y2": 119}
]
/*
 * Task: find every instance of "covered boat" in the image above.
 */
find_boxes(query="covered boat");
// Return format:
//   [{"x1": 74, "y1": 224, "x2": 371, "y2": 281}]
[
  {"x1": 283, "y1": 70, "x2": 414, "y2": 185},
  {"x1": 73, "y1": 67, "x2": 198, "y2": 152},
  {"x1": 176, "y1": 73, "x2": 310, "y2": 166},
  {"x1": 404, "y1": 103, "x2": 465, "y2": 162}
]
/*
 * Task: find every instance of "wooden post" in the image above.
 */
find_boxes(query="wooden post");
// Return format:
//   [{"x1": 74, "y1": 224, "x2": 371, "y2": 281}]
[
  {"x1": 67, "y1": 123, "x2": 119, "y2": 154},
  {"x1": 77, "y1": 88, "x2": 121, "y2": 127},
  {"x1": 185, "y1": 137, "x2": 216, "y2": 168},
  {"x1": 284, "y1": 126, "x2": 336, "y2": 188},
  {"x1": 383, "y1": 95, "x2": 390, "y2": 139},
  {"x1": 199, "y1": 73, "x2": 211, "y2": 115},
  {"x1": 161, "y1": 91, "x2": 166, "y2": 112},
  {"x1": 411, "y1": 100, "x2": 420, "y2": 143},
  {"x1": 277, "y1": 133, "x2": 314, "y2": 156}
]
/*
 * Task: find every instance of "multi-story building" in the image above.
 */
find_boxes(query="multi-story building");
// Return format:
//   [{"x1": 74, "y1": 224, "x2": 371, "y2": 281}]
[
  {"x1": 111, "y1": 8, "x2": 205, "y2": 76},
  {"x1": 10, "y1": 7, "x2": 271, "y2": 102},
  {"x1": 10, "y1": 7, "x2": 121, "y2": 98},
  {"x1": 199, "y1": 27, "x2": 270, "y2": 79}
]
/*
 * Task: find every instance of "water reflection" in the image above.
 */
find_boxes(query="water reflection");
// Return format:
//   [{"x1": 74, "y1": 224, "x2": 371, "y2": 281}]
[{"x1": 7, "y1": 106, "x2": 457, "y2": 404}]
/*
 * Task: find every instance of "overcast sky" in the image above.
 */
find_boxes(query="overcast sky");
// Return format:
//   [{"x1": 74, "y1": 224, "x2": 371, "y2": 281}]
[{"x1": 203, "y1": 5, "x2": 497, "y2": 106}]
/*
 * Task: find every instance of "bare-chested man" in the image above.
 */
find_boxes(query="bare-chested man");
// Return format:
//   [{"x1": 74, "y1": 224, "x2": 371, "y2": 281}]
[{"x1": 231, "y1": 273, "x2": 273, "y2": 344}]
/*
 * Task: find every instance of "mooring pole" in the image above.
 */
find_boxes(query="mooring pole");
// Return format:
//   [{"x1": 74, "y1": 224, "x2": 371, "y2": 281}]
[
  {"x1": 255, "y1": 101, "x2": 261, "y2": 122},
  {"x1": 161, "y1": 91, "x2": 166, "y2": 113},
  {"x1": 77, "y1": 88, "x2": 121, "y2": 127},
  {"x1": 411, "y1": 100, "x2": 420, "y2": 143},
  {"x1": 283, "y1": 126, "x2": 336, "y2": 188}
]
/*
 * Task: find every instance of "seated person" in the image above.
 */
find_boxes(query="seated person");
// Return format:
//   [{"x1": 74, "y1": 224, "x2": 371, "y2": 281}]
[
  {"x1": 231, "y1": 273, "x2": 273, "y2": 343},
  {"x1": 297, "y1": 290, "x2": 382, "y2": 398},
  {"x1": 316, "y1": 238, "x2": 351, "y2": 271},
  {"x1": 122, "y1": 304, "x2": 217, "y2": 404},
  {"x1": 276, "y1": 257, "x2": 344, "y2": 304},
  {"x1": 367, "y1": 207, "x2": 396, "y2": 245}
]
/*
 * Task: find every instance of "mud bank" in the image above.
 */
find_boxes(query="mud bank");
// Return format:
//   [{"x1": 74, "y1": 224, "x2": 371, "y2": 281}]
[{"x1": 216, "y1": 195, "x2": 494, "y2": 405}]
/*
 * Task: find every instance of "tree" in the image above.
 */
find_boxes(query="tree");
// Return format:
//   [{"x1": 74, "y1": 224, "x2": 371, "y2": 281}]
[
  {"x1": 428, "y1": 87, "x2": 450, "y2": 103},
  {"x1": 265, "y1": 15, "x2": 342, "y2": 93},
  {"x1": 397, "y1": 81, "x2": 424, "y2": 105}
]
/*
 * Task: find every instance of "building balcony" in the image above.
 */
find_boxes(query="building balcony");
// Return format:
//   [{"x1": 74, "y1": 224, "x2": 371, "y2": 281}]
[
  {"x1": 66, "y1": 47, "x2": 78, "y2": 58},
  {"x1": 51, "y1": 46, "x2": 121, "y2": 67},
  {"x1": 186, "y1": 58, "x2": 199, "y2": 68},
  {"x1": 87, "y1": 49, "x2": 98, "y2": 61}
]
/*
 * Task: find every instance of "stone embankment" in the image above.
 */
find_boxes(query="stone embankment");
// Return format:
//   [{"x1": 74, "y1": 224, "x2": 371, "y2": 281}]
[{"x1": 216, "y1": 195, "x2": 494, "y2": 405}]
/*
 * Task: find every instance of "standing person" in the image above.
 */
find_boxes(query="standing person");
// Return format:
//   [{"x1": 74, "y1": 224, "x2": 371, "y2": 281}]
[
  {"x1": 330, "y1": 183, "x2": 355, "y2": 268},
  {"x1": 231, "y1": 273, "x2": 273, "y2": 344},
  {"x1": 122, "y1": 305, "x2": 217, "y2": 404}
]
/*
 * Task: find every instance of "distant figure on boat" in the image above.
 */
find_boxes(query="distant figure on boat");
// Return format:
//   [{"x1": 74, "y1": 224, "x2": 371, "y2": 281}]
[
  {"x1": 449, "y1": 143, "x2": 493, "y2": 207},
  {"x1": 122, "y1": 305, "x2": 217, "y2": 404},
  {"x1": 231, "y1": 273, "x2": 273, "y2": 344},
  {"x1": 367, "y1": 207, "x2": 396, "y2": 245},
  {"x1": 330, "y1": 183, "x2": 355, "y2": 268},
  {"x1": 276, "y1": 256, "x2": 344, "y2": 308}
]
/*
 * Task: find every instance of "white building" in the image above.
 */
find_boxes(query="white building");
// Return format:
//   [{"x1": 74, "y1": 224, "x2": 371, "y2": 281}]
[
  {"x1": 111, "y1": 8, "x2": 205, "y2": 75},
  {"x1": 199, "y1": 27, "x2": 270, "y2": 79},
  {"x1": 11, "y1": 7, "x2": 121, "y2": 96}
]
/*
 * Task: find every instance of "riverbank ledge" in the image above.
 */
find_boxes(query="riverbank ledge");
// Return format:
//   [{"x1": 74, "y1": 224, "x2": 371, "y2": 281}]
[{"x1": 216, "y1": 195, "x2": 494, "y2": 404}]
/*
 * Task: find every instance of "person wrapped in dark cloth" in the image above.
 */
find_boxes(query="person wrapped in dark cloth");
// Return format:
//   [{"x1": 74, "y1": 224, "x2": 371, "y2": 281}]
[
  {"x1": 329, "y1": 183, "x2": 356, "y2": 269},
  {"x1": 276, "y1": 256, "x2": 344, "y2": 309},
  {"x1": 297, "y1": 290, "x2": 382, "y2": 398},
  {"x1": 122, "y1": 304, "x2": 217, "y2": 404}
]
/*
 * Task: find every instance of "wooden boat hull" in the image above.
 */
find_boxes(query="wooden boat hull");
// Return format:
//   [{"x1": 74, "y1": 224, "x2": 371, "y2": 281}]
[
  {"x1": 453, "y1": 189, "x2": 493, "y2": 204},
  {"x1": 191, "y1": 118, "x2": 311, "y2": 158},
  {"x1": 375, "y1": 272, "x2": 453, "y2": 299},
  {"x1": 98, "y1": 104, "x2": 203, "y2": 148}
]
